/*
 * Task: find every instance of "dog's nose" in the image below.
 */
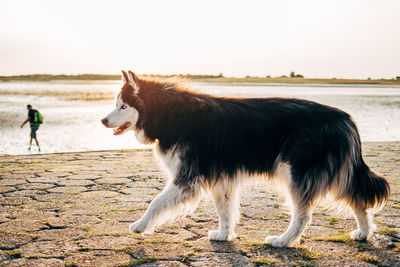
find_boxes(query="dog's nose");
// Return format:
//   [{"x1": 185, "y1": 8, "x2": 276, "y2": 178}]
[{"x1": 101, "y1": 118, "x2": 108, "y2": 126}]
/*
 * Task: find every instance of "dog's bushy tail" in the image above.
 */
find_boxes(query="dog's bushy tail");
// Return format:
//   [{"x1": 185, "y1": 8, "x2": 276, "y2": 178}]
[{"x1": 349, "y1": 160, "x2": 390, "y2": 211}]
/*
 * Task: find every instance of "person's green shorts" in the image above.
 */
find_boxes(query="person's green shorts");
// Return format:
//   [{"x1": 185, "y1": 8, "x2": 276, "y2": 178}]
[{"x1": 30, "y1": 125, "x2": 39, "y2": 138}]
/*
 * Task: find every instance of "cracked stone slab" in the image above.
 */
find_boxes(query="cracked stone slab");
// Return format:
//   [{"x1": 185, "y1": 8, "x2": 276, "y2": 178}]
[
  {"x1": 47, "y1": 186, "x2": 87, "y2": 193},
  {"x1": 63, "y1": 250, "x2": 131, "y2": 267},
  {"x1": 36, "y1": 228, "x2": 88, "y2": 242},
  {"x1": 120, "y1": 187, "x2": 160, "y2": 195},
  {"x1": 95, "y1": 178, "x2": 133, "y2": 184},
  {"x1": 114, "y1": 194, "x2": 155, "y2": 203},
  {"x1": 4, "y1": 190, "x2": 45, "y2": 198},
  {"x1": 0, "y1": 179, "x2": 27, "y2": 186},
  {"x1": 0, "y1": 174, "x2": 34, "y2": 180},
  {"x1": 45, "y1": 215, "x2": 102, "y2": 228},
  {"x1": 35, "y1": 172, "x2": 72, "y2": 178},
  {"x1": 17, "y1": 183, "x2": 55, "y2": 190},
  {"x1": 0, "y1": 197, "x2": 32, "y2": 206},
  {"x1": 89, "y1": 221, "x2": 130, "y2": 235},
  {"x1": 188, "y1": 252, "x2": 253, "y2": 266},
  {"x1": 152, "y1": 261, "x2": 187, "y2": 266},
  {"x1": 0, "y1": 258, "x2": 65, "y2": 267},
  {"x1": 34, "y1": 193, "x2": 80, "y2": 202},
  {"x1": 56, "y1": 179, "x2": 94, "y2": 186},
  {"x1": 76, "y1": 235, "x2": 140, "y2": 250},
  {"x1": 130, "y1": 180, "x2": 156, "y2": 189},
  {"x1": 80, "y1": 190, "x2": 122, "y2": 198},
  {"x1": 0, "y1": 186, "x2": 16, "y2": 194},
  {"x1": 0, "y1": 214, "x2": 9, "y2": 224},
  {"x1": 18, "y1": 241, "x2": 79, "y2": 258},
  {"x1": 0, "y1": 220, "x2": 48, "y2": 232},
  {"x1": 2, "y1": 209, "x2": 57, "y2": 221},
  {"x1": 0, "y1": 232, "x2": 33, "y2": 250},
  {"x1": 27, "y1": 177, "x2": 61, "y2": 184},
  {"x1": 66, "y1": 174, "x2": 101, "y2": 180}
]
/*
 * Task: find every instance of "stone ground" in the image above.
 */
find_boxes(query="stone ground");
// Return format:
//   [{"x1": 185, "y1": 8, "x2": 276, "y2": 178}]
[{"x1": 0, "y1": 142, "x2": 399, "y2": 267}]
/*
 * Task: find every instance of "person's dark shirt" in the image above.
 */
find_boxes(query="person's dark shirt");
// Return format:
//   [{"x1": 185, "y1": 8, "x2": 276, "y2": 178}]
[{"x1": 28, "y1": 109, "x2": 36, "y2": 123}]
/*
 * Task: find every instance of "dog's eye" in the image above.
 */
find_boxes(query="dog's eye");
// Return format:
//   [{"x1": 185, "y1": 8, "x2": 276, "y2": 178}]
[{"x1": 121, "y1": 104, "x2": 127, "y2": 110}]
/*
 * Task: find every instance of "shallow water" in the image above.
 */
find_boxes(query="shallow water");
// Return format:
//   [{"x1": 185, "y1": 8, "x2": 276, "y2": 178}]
[{"x1": 0, "y1": 81, "x2": 399, "y2": 155}]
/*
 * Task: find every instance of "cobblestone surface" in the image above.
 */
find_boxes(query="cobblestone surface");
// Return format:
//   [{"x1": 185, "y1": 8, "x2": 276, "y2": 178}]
[{"x1": 0, "y1": 143, "x2": 399, "y2": 266}]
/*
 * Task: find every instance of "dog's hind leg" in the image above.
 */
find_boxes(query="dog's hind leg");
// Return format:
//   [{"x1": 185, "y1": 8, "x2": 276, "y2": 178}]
[
  {"x1": 209, "y1": 180, "x2": 240, "y2": 241},
  {"x1": 129, "y1": 183, "x2": 201, "y2": 233},
  {"x1": 266, "y1": 191, "x2": 312, "y2": 247},
  {"x1": 350, "y1": 207, "x2": 374, "y2": 241}
]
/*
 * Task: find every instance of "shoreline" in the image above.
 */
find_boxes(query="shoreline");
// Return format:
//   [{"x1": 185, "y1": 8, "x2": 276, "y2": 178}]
[
  {"x1": 0, "y1": 148, "x2": 152, "y2": 157},
  {"x1": 1, "y1": 141, "x2": 399, "y2": 157}
]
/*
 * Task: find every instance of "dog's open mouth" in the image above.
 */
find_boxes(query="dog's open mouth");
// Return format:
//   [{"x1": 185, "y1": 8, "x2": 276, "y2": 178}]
[{"x1": 113, "y1": 122, "x2": 131, "y2": 135}]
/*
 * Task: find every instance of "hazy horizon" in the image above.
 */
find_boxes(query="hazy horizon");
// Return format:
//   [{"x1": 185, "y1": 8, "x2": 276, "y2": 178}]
[
  {"x1": 1, "y1": 0, "x2": 400, "y2": 79},
  {"x1": 0, "y1": 73, "x2": 398, "y2": 80}
]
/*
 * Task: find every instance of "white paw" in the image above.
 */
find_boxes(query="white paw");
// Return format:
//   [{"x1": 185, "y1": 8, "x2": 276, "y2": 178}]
[
  {"x1": 350, "y1": 229, "x2": 368, "y2": 241},
  {"x1": 129, "y1": 220, "x2": 148, "y2": 233},
  {"x1": 266, "y1": 235, "x2": 290, "y2": 247},
  {"x1": 208, "y1": 230, "x2": 237, "y2": 241}
]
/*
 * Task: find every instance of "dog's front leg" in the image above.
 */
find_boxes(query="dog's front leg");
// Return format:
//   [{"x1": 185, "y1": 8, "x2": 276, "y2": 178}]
[
  {"x1": 209, "y1": 181, "x2": 240, "y2": 241},
  {"x1": 130, "y1": 183, "x2": 199, "y2": 233}
]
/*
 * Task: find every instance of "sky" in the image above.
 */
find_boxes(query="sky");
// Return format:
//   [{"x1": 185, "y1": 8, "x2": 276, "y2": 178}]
[{"x1": 1, "y1": 0, "x2": 399, "y2": 79}]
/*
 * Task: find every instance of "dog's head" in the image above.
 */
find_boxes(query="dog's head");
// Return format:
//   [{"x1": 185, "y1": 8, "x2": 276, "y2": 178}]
[{"x1": 101, "y1": 70, "x2": 144, "y2": 136}]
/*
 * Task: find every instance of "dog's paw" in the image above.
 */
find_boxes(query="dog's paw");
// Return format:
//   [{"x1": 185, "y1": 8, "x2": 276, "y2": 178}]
[
  {"x1": 129, "y1": 220, "x2": 147, "y2": 233},
  {"x1": 265, "y1": 235, "x2": 290, "y2": 247},
  {"x1": 208, "y1": 230, "x2": 236, "y2": 241},
  {"x1": 350, "y1": 229, "x2": 368, "y2": 241}
]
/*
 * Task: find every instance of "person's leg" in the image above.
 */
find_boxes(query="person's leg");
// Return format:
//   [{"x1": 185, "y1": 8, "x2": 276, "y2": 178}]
[
  {"x1": 34, "y1": 138, "x2": 41, "y2": 152},
  {"x1": 29, "y1": 126, "x2": 33, "y2": 150},
  {"x1": 30, "y1": 126, "x2": 40, "y2": 152}
]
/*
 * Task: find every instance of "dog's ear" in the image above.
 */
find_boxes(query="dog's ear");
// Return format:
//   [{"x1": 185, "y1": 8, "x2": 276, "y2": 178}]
[
  {"x1": 122, "y1": 70, "x2": 129, "y2": 84},
  {"x1": 128, "y1": 70, "x2": 140, "y2": 94},
  {"x1": 121, "y1": 70, "x2": 144, "y2": 112},
  {"x1": 121, "y1": 70, "x2": 140, "y2": 94}
]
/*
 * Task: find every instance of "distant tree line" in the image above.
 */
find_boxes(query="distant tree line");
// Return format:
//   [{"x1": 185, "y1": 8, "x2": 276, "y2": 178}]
[
  {"x1": 183, "y1": 73, "x2": 224, "y2": 79},
  {"x1": 152, "y1": 73, "x2": 224, "y2": 79},
  {"x1": 0, "y1": 72, "x2": 304, "y2": 81},
  {"x1": 0, "y1": 74, "x2": 121, "y2": 82},
  {"x1": 0, "y1": 73, "x2": 225, "y2": 82},
  {"x1": 1, "y1": 73, "x2": 399, "y2": 83}
]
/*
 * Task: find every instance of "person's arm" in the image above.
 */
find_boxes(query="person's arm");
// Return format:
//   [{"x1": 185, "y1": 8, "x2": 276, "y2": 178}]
[{"x1": 21, "y1": 117, "x2": 30, "y2": 128}]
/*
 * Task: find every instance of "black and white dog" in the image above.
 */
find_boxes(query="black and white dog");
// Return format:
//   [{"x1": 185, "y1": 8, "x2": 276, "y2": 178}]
[{"x1": 101, "y1": 70, "x2": 390, "y2": 247}]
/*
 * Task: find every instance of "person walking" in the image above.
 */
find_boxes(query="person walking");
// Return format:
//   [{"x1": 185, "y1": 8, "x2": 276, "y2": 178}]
[{"x1": 21, "y1": 104, "x2": 42, "y2": 152}]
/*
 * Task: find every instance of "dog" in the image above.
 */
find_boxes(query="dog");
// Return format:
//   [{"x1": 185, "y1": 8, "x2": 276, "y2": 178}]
[{"x1": 101, "y1": 70, "x2": 390, "y2": 247}]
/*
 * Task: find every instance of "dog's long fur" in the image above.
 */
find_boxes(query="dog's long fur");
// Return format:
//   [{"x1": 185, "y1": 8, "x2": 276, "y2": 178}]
[{"x1": 102, "y1": 70, "x2": 390, "y2": 247}]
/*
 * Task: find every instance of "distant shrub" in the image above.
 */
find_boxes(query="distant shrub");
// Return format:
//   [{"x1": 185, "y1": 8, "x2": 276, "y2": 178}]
[{"x1": 290, "y1": 71, "x2": 304, "y2": 78}]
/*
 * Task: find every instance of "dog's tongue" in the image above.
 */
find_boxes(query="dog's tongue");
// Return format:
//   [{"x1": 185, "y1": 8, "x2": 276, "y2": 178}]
[{"x1": 113, "y1": 122, "x2": 131, "y2": 135}]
